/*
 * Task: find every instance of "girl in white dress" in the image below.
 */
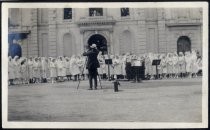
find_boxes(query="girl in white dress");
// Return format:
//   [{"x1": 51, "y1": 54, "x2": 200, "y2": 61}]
[
  {"x1": 20, "y1": 58, "x2": 28, "y2": 84},
  {"x1": 121, "y1": 54, "x2": 127, "y2": 79},
  {"x1": 178, "y1": 52, "x2": 186, "y2": 78},
  {"x1": 185, "y1": 51, "x2": 192, "y2": 78},
  {"x1": 97, "y1": 54, "x2": 104, "y2": 79},
  {"x1": 70, "y1": 55, "x2": 80, "y2": 81},
  {"x1": 49, "y1": 58, "x2": 57, "y2": 84},
  {"x1": 65, "y1": 57, "x2": 71, "y2": 81},
  {"x1": 8, "y1": 56, "x2": 15, "y2": 85},
  {"x1": 191, "y1": 50, "x2": 199, "y2": 78},
  {"x1": 13, "y1": 56, "x2": 21, "y2": 85},
  {"x1": 28, "y1": 57, "x2": 34, "y2": 83},
  {"x1": 41, "y1": 57, "x2": 48, "y2": 83},
  {"x1": 166, "y1": 53, "x2": 173, "y2": 78},
  {"x1": 32, "y1": 58, "x2": 40, "y2": 83},
  {"x1": 172, "y1": 52, "x2": 179, "y2": 78},
  {"x1": 160, "y1": 54, "x2": 167, "y2": 79},
  {"x1": 113, "y1": 55, "x2": 122, "y2": 79},
  {"x1": 77, "y1": 56, "x2": 84, "y2": 80},
  {"x1": 144, "y1": 54, "x2": 152, "y2": 80},
  {"x1": 56, "y1": 56, "x2": 65, "y2": 82},
  {"x1": 157, "y1": 54, "x2": 163, "y2": 79}
]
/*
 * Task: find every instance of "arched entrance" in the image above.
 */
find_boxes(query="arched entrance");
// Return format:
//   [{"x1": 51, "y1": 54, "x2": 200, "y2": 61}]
[
  {"x1": 87, "y1": 34, "x2": 108, "y2": 54},
  {"x1": 177, "y1": 36, "x2": 191, "y2": 54}
]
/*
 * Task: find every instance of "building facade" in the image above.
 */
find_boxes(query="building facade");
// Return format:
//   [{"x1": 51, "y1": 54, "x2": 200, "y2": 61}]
[{"x1": 8, "y1": 8, "x2": 203, "y2": 57}]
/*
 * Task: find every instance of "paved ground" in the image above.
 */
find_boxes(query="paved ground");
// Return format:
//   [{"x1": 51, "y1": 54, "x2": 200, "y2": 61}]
[{"x1": 8, "y1": 78, "x2": 202, "y2": 122}]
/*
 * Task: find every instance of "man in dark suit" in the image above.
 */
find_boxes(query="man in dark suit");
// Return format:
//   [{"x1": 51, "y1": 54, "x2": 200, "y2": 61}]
[{"x1": 83, "y1": 44, "x2": 100, "y2": 90}]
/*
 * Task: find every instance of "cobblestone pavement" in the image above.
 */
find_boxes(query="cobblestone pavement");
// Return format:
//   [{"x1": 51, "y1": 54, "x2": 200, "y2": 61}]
[{"x1": 8, "y1": 78, "x2": 202, "y2": 122}]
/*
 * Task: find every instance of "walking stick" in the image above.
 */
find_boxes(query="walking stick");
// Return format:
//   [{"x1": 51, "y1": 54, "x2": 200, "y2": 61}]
[{"x1": 76, "y1": 57, "x2": 87, "y2": 89}]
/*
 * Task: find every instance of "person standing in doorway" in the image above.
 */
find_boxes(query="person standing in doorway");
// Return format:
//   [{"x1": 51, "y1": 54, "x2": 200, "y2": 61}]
[{"x1": 83, "y1": 44, "x2": 100, "y2": 90}]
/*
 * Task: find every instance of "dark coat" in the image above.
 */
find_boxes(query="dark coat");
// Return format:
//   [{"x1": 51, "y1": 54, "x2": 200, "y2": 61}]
[{"x1": 83, "y1": 48, "x2": 100, "y2": 70}]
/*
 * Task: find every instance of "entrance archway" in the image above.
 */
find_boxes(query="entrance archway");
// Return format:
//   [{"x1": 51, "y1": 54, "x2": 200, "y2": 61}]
[
  {"x1": 177, "y1": 36, "x2": 191, "y2": 54},
  {"x1": 87, "y1": 34, "x2": 108, "y2": 54}
]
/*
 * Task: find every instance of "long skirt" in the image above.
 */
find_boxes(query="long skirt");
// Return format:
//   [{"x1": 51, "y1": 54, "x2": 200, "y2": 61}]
[
  {"x1": 50, "y1": 68, "x2": 57, "y2": 78},
  {"x1": 8, "y1": 67, "x2": 15, "y2": 79},
  {"x1": 33, "y1": 68, "x2": 40, "y2": 78},
  {"x1": 167, "y1": 64, "x2": 173, "y2": 74},
  {"x1": 173, "y1": 64, "x2": 179, "y2": 74}
]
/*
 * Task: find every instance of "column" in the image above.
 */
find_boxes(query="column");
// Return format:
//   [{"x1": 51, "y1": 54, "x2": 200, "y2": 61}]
[
  {"x1": 157, "y1": 8, "x2": 167, "y2": 53},
  {"x1": 109, "y1": 30, "x2": 114, "y2": 54},
  {"x1": 80, "y1": 30, "x2": 84, "y2": 53},
  {"x1": 137, "y1": 9, "x2": 146, "y2": 54},
  {"x1": 48, "y1": 9, "x2": 57, "y2": 57},
  {"x1": 30, "y1": 9, "x2": 38, "y2": 57}
]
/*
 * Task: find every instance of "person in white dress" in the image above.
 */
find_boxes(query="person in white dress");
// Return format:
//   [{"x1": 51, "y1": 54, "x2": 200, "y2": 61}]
[
  {"x1": 27, "y1": 57, "x2": 34, "y2": 83},
  {"x1": 65, "y1": 57, "x2": 71, "y2": 81},
  {"x1": 70, "y1": 55, "x2": 80, "y2": 81},
  {"x1": 56, "y1": 56, "x2": 65, "y2": 82},
  {"x1": 81, "y1": 56, "x2": 88, "y2": 80},
  {"x1": 157, "y1": 54, "x2": 163, "y2": 79},
  {"x1": 196, "y1": 56, "x2": 202, "y2": 76},
  {"x1": 191, "y1": 50, "x2": 199, "y2": 78},
  {"x1": 41, "y1": 57, "x2": 48, "y2": 83},
  {"x1": 49, "y1": 58, "x2": 57, "y2": 84},
  {"x1": 8, "y1": 56, "x2": 15, "y2": 85},
  {"x1": 77, "y1": 56, "x2": 84, "y2": 80},
  {"x1": 166, "y1": 53, "x2": 173, "y2": 78},
  {"x1": 100, "y1": 55, "x2": 106, "y2": 80},
  {"x1": 120, "y1": 54, "x2": 127, "y2": 79},
  {"x1": 13, "y1": 56, "x2": 21, "y2": 85},
  {"x1": 97, "y1": 53, "x2": 104, "y2": 79},
  {"x1": 20, "y1": 57, "x2": 28, "y2": 84},
  {"x1": 185, "y1": 51, "x2": 193, "y2": 78},
  {"x1": 172, "y1": 52, "x2": 179, "y2": 78},
  {"x1": 113, "y1": 55, "x2": 122, "y2": 79},
  {"x1": 144, "y1": 54, "x2": 152, "y2": 80},
  {"x1": 160, "y1": 54, "x2": 167, "y2": 79},
  {"x1": 147, "y1": 53, "x2": 156, "y2": 80},
  {"x1": 178, "y1": 52, "x2": 186, "y2": 78},
  {"x1": 32, "y1": 57, "x2": 40, "y2": 83}
]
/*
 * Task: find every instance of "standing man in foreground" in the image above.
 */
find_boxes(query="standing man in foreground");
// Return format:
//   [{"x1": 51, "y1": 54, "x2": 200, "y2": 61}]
[{"x1": 83, "y1": 44, "x2": 100, "y2": 90}]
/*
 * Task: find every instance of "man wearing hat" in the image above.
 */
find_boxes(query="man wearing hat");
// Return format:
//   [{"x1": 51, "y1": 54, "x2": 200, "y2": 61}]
[{"x1": 83, "y1": 43, "x2": 100, "y2": 90}]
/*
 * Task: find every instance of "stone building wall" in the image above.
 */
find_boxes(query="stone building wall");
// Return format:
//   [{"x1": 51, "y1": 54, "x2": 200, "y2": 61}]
[{"x1": 8, "y1": 8, "x2": 203, "y2": 57}]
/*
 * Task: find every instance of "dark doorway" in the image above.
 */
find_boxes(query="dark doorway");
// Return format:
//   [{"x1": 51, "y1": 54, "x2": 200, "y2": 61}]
[
  {"x1": 87, "y1": 34, "x2": 108, "y2": 54},
  {"x1": 177, "y1": 36, "x2": 191, "y2": 55}
]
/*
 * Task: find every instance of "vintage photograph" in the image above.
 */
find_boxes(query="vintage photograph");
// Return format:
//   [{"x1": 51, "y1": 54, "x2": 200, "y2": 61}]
[{"x1": 2, "y1": 2, "x2": 208, "y2": 128}]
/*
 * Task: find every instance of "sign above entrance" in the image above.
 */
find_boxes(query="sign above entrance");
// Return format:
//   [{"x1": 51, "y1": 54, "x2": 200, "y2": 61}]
[{"x1": 77, "y1": 16, "x2": 116, "y2": 26}]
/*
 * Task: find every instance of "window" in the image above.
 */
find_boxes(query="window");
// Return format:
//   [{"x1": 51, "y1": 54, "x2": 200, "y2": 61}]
[
  {"x1": 64, "y1": 8, "x2": 72, "y2": 19},
  {"x1": 89, "y1": 8, "x2": 103, "y2": 16},
  {"x1": 121, "y1": 8, "x2": 130, "y2": 17}
]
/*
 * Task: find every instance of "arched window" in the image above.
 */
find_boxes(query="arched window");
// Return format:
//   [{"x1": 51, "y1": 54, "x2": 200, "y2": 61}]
[
  {"x1": 63, "y1": 33, "x2": 74, "y2": 57},
  {"x1": 120, "y1": 30, "x2": 132, "y2": 55},
  {"x1": 177, "y1": 36, "x2": 191, "y2": 54}
]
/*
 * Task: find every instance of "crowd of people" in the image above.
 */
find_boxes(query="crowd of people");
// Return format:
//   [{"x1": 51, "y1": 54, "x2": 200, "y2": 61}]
[{"x1": 8, "y1": 49, "x2": 202, "y2": 85}]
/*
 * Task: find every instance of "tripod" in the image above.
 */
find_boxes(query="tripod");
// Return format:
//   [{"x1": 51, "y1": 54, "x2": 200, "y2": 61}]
[{"x1": 77, "y1": 57, "x2": 102, "y2": 89}]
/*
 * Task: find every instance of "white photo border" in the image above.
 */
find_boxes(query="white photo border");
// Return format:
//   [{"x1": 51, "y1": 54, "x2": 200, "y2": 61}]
[{"x1": 2, "y1": 2, "x2": 208, "y2": 128}]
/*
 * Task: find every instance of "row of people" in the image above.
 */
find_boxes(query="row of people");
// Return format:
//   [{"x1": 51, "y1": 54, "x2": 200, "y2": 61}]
[{"x1": 8, "y1": 50, "x2": 202, "y2": 85}]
